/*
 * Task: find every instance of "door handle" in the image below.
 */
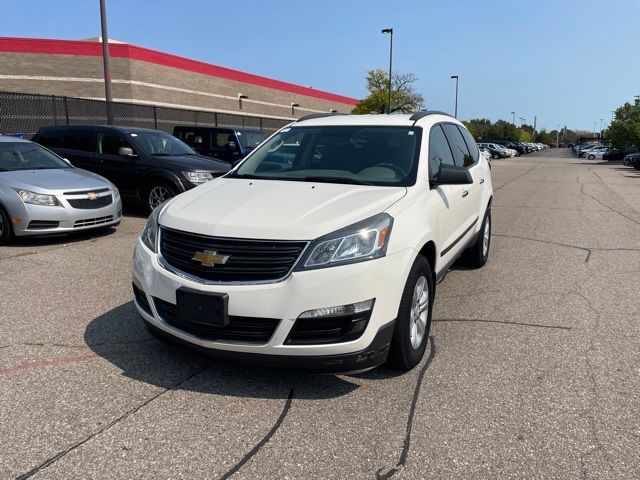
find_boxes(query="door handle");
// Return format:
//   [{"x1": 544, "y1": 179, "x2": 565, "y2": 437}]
[
  {"x1": 461, "y1": 190, "x2": 469, "y2": 198},
  {"x1": 479, "y1": 178, "x2": 485, "y2": 184}
]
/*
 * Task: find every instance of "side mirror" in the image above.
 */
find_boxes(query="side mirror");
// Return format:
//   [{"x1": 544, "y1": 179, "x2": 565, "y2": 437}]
[
  {"x1": 62, "y1": 157, "x2": 72, "y2": 166},
  {"x1": 118, "y1": 146, "x2": 137, "y2": 157},
  {"x1": 432, "y1": 164, "x2": 473, "y2": 186}
]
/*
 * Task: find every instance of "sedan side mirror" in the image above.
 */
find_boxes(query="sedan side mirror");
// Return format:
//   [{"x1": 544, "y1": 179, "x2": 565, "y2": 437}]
[
  {"x1": 62, "y1": 157, "x2": 72, "y2": 166},
  {"x1": 118, "y1": 146, "x2": 137, "y2": 157},
  {"x1": 432, "y1": 164, "x2": 473, "y2": 186}
]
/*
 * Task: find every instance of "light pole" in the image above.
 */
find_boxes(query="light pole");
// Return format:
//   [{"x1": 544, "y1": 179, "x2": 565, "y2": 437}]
[
  {"x1": 556, "y1": 124, "x2": 560, "y2": 147},
  {"x1": 593, "y1": 121, "x2": 596, "y2": 138},
  {"x1": 381, "y1": 28, "x2": 393, "y2": 114},
  {"x1": 99, "y1": 0, "x2": 113, "y2": 124},
  {"x1": 611, "y1": 110, "x2": 615, "y2": 122},
  {"x1": 450, "y1": 75, "x2": 459, "y2": 118},
  {"x1": 600, "y1": 118, "x2": 604, "y2": 139},
  {"x1": 511, "y1": 111, "x2": 516, "y2": 125},
  {"x1": 520, "y1": 117, "x2": 525, "y2": 127}
]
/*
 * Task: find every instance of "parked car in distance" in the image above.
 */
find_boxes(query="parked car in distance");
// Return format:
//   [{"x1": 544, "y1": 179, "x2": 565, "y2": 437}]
[
  {"x1": 0, "y1": 136, "x2": 122, "y2": 244},
  {"x1": 579, "y1": 145, "x2": 608, "y2": 158},
  {"x1": 478, "y1": 143, "x2": 508, "y2": 159},
  {"x1": 33, "y1": 126, "x2": 230, "y2": 212},
  {"x1": 133, "y1": 112, "x2": 494, "y2": 373},
  {"x1": 173, "y1": 126, "x2": 268, "y2": 164},
  {"x1": 606, "y1": 146, "x2": 639, "y2": 161},
  {"x1": 479, "y1": 147, "x2": 492, "y2": 162}
]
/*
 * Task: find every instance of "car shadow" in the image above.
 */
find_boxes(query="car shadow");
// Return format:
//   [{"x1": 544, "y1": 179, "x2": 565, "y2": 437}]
[{"x1": 84, "y1": 301, "x2": 360, "y2": 400}]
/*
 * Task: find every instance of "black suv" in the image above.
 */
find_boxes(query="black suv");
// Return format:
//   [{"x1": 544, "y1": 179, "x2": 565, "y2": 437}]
[
  {"x1": 173, "y1": 126, "x2": 267, "y2": 164},
  {"x1": 33, "y1": 125, "x2": 230, "y2": 212}
]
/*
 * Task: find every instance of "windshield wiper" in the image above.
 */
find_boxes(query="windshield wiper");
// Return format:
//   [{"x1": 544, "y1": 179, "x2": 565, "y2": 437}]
[{"x1": 299, "y1": 176, "x2": 373, "y2": 185}]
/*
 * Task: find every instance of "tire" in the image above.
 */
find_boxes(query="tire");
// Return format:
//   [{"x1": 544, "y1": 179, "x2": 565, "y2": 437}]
[
  {"x1": 492, "y1": 154, "x2": 499, "y2": 159},
  {"x1": 462, "y1": 209, "x2": 491, "y2": 268},
  {"x1": 588, "y1": 154, "x2": 595, "y2": 160},
  {"x1": 144, "y1": 181, "x2": 177, "y2": 214},
  {"x1": 0, "y1": 205, "x2": 14, "y2": 246},
  {"x1": 387, "y1": 255, "x2": 434, "y2": 371}
]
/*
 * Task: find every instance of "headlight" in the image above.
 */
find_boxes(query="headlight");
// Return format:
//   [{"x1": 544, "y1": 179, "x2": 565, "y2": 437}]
[
  {"x1": 112, "y1": 186, "x2": 120, "y2": 200},
  {"x1": 183, "y1": 171, "x2": 213, "y2": 184},
  {"x1": 296, "y1": 213, "x2": 393, "y2": 271},
  {"x1": 140, "y1": 203, "x2": 164, "y2": 252},
  {"x1": 17, "y1": 189, "x2": 60, "y2": 206}
]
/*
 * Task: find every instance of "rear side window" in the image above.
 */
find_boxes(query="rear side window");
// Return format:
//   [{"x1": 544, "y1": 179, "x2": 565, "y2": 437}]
[
  {"x1": 457, "y1": 126, "x2": 479, "y2": 165},
  {"x1": 441, "y1": 124, "x2": 473, "y2": 168},
  {"x1": 63, "y1": 130, "x2": 95, "y2": 152},
  {"x1": 214, "y1": 131, "x2": 234, "y2": 148},
  {"x1": 34, "y1": 130, "x2": 62, "y2": 148},
  {"x1": 428, "y1": 125, "x2": 455, "y2": 180}
]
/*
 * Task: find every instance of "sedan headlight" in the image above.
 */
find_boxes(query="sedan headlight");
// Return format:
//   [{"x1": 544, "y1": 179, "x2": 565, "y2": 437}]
[
  {"x1": 112, "y1": 186, "x2": 120, "y2": 200},
  {"x1": 296, "y1": 213, "x2": 393, "y2": 271},
  {"x1": 183, "y1": 171, "x2": 214, "y2": 184},
  {"x1": 140, "y1": 203, "x2": 164, "y2": 252},
  {"x1": 17, "y1": 189, "x2": 60, "y2": 206}
]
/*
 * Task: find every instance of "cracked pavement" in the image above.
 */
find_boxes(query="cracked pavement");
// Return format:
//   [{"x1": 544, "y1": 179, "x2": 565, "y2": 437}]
[{"x1": 1, "y1": 149, "x2": 639, "y2": 479}]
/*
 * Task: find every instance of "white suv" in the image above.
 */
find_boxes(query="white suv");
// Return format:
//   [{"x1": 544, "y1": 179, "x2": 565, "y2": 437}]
[{"x1": 132, "y1": 112, "x2": 493, "y2": 373}]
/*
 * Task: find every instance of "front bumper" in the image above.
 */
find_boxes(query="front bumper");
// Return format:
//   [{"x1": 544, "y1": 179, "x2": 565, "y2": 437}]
[
  {"x1": 132, "y1": 239, "x2": 416, "y2": 370},
  {"x1": 12, "y1": 194, "x2": 122, "y2": 237}
]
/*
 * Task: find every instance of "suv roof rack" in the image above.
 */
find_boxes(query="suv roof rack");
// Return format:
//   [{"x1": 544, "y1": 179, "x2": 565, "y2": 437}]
[
  {"x1": 409, "y1": 110, "x2": 453, "y2": 123},
  {"x1": 295, "y1": 112, "x2": 348, "y2": 122}
]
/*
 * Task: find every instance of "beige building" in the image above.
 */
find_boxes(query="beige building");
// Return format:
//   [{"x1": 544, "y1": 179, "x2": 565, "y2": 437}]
[{"x1": 0, "y1": 37, "x2": 358, "y2": 121}]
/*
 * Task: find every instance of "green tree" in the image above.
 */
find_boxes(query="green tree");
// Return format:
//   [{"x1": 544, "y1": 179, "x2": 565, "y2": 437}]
[
  {"x1": 609, "y1": 100, "x2": 640, "y2": 148},
  {"x1": 462, "y1": 119, "x2": 492, "y2": 139},
  {"x1": 352, "y1": 69, "x2": 424, "y2": 114}
]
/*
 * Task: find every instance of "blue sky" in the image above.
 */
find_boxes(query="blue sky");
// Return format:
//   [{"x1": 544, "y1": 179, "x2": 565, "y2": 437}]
[{"x1": 2, "y1": 0, "x2": 638, "y2": 131}]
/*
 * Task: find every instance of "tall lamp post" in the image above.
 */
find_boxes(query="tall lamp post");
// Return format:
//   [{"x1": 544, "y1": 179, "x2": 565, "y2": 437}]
[
  {"x1": 99, "y1": 0, "x2": 113, "y2": 124},
  {"x1": 381, "y1": 28, "x2": 393, "y2": 114},
  {"x1": 520, "y1": 117, "x2": 525, "y2": 127},
  {"x1": 450, "y1": 75, "x2": 459, "y2": 118},
  {"x1": 600, "y1": 118, "x2": 603, "y2": 138},
  {"x1": 556, "y1": 124, "x2": 560, "y2": 148},
  {"x1": 511, "y1": 111, "x2": 516, "y2": 125}
]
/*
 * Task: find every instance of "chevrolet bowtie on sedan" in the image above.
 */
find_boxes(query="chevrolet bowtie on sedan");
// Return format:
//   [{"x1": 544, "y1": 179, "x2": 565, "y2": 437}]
[
  {"x1": 132, "y1": 111, "x2": 493, "y2": 373},
  {"x1": 0, "y1": 136, "x2": 122, "y2": 245}
]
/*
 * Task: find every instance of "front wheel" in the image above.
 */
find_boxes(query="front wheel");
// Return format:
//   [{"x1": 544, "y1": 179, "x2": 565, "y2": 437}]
[
  {"x1": 0, "y1": 206, "x2": 14, "y2": 246},
  {"x1": 145, "y1": 182, "x2": 177, "y2": 213},
  {"x1": 588, "y1": 154, "x2": 595, "y2": 160},
  {"x1": 387, "y1": 255, "x2": 434, "y2": 371}
]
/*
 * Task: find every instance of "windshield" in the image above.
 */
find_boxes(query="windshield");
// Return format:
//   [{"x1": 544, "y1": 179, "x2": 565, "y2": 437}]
[
  {"x1": 231, "y1": 126, "x2": 421, "y2": 186},
  {"x1": 236, "y1": 130, "x2": 268, "y2": 149},
  {"x1": 127, "y1": 131, "x2": 195, "y2": 155},
  {"x1": 0, "y1": 142, "x2": 70, "y2": 171}
]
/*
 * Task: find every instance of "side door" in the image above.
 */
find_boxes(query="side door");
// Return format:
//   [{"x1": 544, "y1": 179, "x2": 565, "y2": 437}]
[
  {"x1": 440, "y1": 123, "x2": 480, "y2": 256},
  {"x1": 427, "y1": 124, "x2": 466, "y2": 266},
  {"x1": 59, "y1": 129, "x2": 97, "y2": 171},
  {"x1": 95, "y1": 130, "x2": 140, "y2": 196}
]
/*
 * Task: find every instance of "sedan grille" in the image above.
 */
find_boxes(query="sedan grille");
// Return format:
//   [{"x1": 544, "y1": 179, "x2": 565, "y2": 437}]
[
  {"x1": 67, "y1": 194, "x2": 113, "y2": 210},
  {"x1": 74, "y1": 215, "x2": 113, "y2": 227},
  {"x1": 153, "y1": 297, "x2": 279, "y2": 343},
  {"x1": 159, "y1": 227, "x2": 307, "y2": 283}
]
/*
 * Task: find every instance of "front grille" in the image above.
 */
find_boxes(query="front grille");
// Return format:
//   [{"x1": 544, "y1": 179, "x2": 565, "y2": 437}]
[
  {"x1": 63, "y1": 188, "x2": 109, "y2": 195},
  {"x1": 153, "y1": 297, "x2": 279, "y2": 343},
  {"x1": 286, "y1": 311, "x2": 372, "y2": 345},
  {"x1": 27, "y1": 220, "x2": 59, "y2": 230},
  {"x1": 132, "y1": 283, "x2": 152, "y2": 315},
  {"x1": 67, "y1": 194, "x2": 113, "y2": 210},
  {"x1": 74, "y1": 215, "x2": 113, "y2": 227},
  {"x1": 159, "y1": 227, "x2": 307, "y2": 283}
]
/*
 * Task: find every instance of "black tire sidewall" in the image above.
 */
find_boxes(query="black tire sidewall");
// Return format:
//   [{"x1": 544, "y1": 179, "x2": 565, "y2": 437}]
[
  {"x1": 388, "y1": 255, "x2": 434, "y2": 371},
  {"x1": 0, "y1": 205, "x2": 13, "y2": 245}
]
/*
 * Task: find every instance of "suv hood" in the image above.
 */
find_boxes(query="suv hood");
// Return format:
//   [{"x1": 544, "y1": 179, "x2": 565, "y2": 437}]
[
  {"x1": 160, "y1": 178, "x2": 407, "y2": 240},
  {"x1": 0, "y1": 168, "x2": 111, "y2": 193}
]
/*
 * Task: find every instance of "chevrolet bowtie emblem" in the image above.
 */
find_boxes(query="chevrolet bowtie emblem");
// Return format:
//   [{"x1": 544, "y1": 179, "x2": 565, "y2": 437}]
[
  {"x1": 192, "y1": 250, "x2": 230, "y2": 267},
  {"x1": 87, "y1": 192, "x2": 99, "y2": 200}
]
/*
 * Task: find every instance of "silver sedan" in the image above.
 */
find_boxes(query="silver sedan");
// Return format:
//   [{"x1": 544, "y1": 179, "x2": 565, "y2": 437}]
[{"x1": 0, "y1": 136, "x2": 122, "y2": 244}]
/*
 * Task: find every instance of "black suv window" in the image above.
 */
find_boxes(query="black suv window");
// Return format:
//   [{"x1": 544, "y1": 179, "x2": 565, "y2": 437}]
[
  {"x1": 177, "y1": 129, "x2": 207, "y2": 149},
  {"x1": 98, "y1": 132, "x2": 131, "y2": 155},
  {"x1": 457, "y1": 126, "x2": 479, "y2": 165},
  {"x1": 214, "y1": 131, "x2": 234, "y2": 148},
  {"x1": 428, "y1": 125, "x2": 455, "y2": 180},
  {"x1": 34, "y1": 130, "x2": 62, "y2": 148},
  {"x1": 63, "y1": 130, "x2": 95, "y2": 152},
  {"x1": 441, "y1": 124, "x2": 473, "y2": 168}
]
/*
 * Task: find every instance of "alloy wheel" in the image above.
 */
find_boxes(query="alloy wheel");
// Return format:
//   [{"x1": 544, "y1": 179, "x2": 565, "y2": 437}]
[
  {"x1": 409, "y1": 276, "x2": 429, "y2": 349},
  {"x1": 148, "y1": 186, "x2": 172, "y2": 210},
  {"x1": 482, "y1": 216, "x2": 491, "y2": 258}
]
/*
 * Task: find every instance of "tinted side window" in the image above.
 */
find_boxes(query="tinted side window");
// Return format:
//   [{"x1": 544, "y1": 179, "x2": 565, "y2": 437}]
[
  {"x1": 34, "y1": 130, "x2": 62, "y2": 148},
  {"x1": 428, "y1": 125, "x2": 455, "y2": 180},
  {"x1": 63, "y1": 130, "x2": 95, "y2": 152},
  {"x1": 457, "y1": 126, "x2": 479, "y2": 166},
  {"x1": 214, "y1": 131, "x2": 234, "y2": 148},
  {"x1": 98, "y1": 132, "x2": 131, "y2": 155},
  {"x1": 177, "y1": 129, "x2": 207, "y2": 149},
  {"x1": 441, "y1": 124, "x2": 472, "y2": 168}
]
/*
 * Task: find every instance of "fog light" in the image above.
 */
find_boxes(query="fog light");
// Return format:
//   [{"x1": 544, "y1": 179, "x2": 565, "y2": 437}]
[{"x1": 298, "y1": 299, "x2": 374, "y2": 319}]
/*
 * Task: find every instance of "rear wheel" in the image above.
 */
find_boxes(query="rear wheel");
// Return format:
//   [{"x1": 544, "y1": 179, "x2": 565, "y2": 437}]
[
  {"x1": 462, "y1": 210, "x2": 491, "y2": 268},
  {"x1": 144, "y1": 182, "x2": 177, "y2": 213},
  {"x1": 387, "y1": 255, "x2": 434, "y2": 371},
  {"x1": 0, "y1": 206, "x2": 14, "y2": 246},
  {"x1": 588, "y1": 154, "x2": 595, "y2": 160}
]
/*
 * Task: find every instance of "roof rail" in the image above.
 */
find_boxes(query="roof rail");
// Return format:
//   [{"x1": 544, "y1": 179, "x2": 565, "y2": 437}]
[
  {"x1": 409, "y1": 110, "x2": 453, "y2": 124},
  {"x1": 295, "y1": 112, "x2": 348, "y2": 122}
]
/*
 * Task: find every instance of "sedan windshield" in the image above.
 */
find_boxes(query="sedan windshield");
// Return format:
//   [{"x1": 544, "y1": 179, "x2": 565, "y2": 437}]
[
  {"x1": 0, "y1": 142, "x2": 70, "y2": 171},
  {"x1": 127, "y1": 131, "x2": 196, "y2": 156},
  {"x1": 231, "y1": 126, "x2": 421, "y2": 186}
]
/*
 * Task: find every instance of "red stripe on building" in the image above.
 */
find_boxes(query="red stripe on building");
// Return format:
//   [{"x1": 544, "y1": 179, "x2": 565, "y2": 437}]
[{"x1": 0, "y1": 37, "x2": 359, "y2": 106}]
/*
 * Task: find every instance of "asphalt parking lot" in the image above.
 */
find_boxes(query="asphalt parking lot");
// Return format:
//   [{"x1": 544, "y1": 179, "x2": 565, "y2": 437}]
[{"x1": 1, "y1": 148, "x2": 639, "y2": 479}]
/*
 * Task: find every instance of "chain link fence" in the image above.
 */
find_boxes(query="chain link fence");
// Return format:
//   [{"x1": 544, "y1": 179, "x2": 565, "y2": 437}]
[{"x1": 0, "y1": 91, "x2": 291, "y2": 139}]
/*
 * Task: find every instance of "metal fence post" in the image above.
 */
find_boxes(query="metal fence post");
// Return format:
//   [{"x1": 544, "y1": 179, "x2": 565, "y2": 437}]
[
  {"x1": 51, "y1": 95, "x2": 58, "y2": 124},
  {"x1": 260, "y1": 118, "x2": 263, "y2": 130},
  {"x1": 214, "y1": 113, "x2": 218, "y2": 126},
  {"x1": 63, "y1": 96, "x2": 70, "y2": 125},
  {"x1": 153, "y1": 105, "x2": 158, "y2": 129}
]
